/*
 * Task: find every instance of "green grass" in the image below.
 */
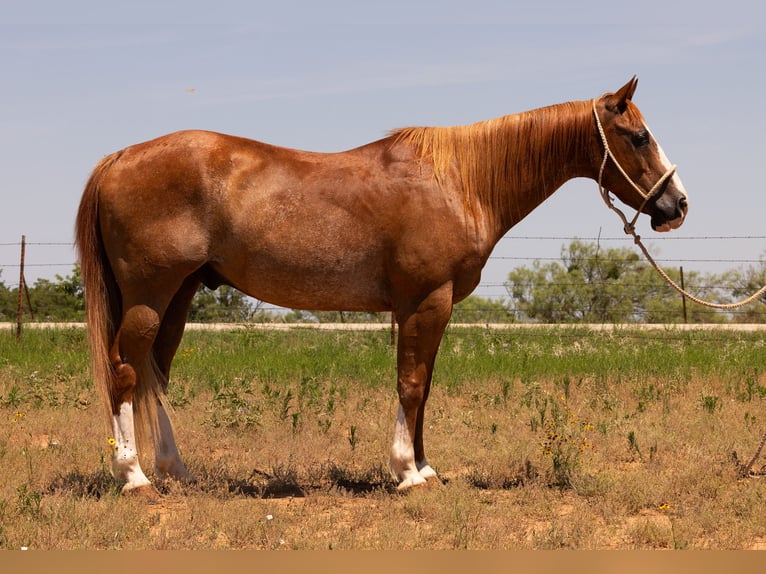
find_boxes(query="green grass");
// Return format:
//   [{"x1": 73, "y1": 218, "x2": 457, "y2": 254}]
[
  {"x1": 168, "y1": 326, "x2": 766, "y2": 393},
  {"x1": 172, "y1": 329, "x2": 395, "y2": 391},
  {"x1": 2, "y1": 325, "x2": 766, "y2": 549}
]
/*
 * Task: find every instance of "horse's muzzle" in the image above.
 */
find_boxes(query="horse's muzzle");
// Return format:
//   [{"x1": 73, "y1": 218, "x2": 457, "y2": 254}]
[{"x1": 651, "y1": 195, "x2": 688, "y2": 232}]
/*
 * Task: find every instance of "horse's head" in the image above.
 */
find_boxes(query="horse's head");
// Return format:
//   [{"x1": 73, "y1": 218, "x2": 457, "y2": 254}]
[{"x1": 593, "y1": 77, "x2": 689, "y2": 232}]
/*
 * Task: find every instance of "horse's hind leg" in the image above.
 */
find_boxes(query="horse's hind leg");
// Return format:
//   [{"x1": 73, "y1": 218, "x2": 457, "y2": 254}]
[
  {"x1": 108, "y1": 302, "x2": 164, "y2": 493},
  {"x1": 152, "y1": 276, "x2": 200, "y2": 480}
]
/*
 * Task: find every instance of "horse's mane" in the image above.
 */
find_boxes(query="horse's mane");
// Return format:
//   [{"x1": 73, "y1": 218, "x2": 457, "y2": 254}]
[{"x1": 390, "y1": 100, "x2": 593, "y2": 223}]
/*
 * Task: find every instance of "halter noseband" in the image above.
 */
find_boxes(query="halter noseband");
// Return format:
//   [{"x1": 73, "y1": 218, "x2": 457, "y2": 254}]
[{"x1": 592, "y1": 99, "x2": 678, "y2": 235}]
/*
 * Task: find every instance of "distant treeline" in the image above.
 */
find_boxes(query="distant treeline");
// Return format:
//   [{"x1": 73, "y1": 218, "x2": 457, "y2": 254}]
[{"x1": 2, "y1": 241, "x2": 765, "y2": 324}]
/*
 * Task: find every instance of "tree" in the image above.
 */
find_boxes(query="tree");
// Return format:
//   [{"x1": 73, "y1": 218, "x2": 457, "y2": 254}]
[
  {"x1": 720, "y1": 254, "x2": 766, "y2": 323},
  {"x1": 308, "y1": 310, "x2": 389, "y2": 323},
  {"x1": 505, "y1": 240, "x2": 727, "y2": 323},
  {"x1": 27, "y1": 266, "x2": 85, "y2": 321},
  {"x1": 0, "y1": 270, "x2": 16, "y2": 321},
  {"x1": 452, "y1": 295, "x2": 512, "y2": 323},
  {"x1": 187, "y1": 285, "x2": 268, "y2": 322}
]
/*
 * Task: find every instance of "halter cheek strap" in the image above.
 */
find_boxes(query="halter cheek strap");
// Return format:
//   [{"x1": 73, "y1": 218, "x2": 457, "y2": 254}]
[{"x1": 592, "y1": 99, "x2": 677, "y2": 236}]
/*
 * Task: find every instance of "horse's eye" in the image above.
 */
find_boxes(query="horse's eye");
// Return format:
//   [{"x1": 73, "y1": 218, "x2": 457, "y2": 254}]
[{"x1": 632, "y1": 130, "x2": 650, "y2": 148}]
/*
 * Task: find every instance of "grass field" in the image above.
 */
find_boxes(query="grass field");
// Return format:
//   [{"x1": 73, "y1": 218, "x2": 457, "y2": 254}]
[{"x1": 2, "y1": 324, "x2": 766, "y2": 549}]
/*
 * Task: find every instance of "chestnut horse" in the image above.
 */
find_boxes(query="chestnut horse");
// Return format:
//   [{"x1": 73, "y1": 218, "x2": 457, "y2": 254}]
[{"x1": 75, "y1": 77, "x2": 688, "y2": 495}]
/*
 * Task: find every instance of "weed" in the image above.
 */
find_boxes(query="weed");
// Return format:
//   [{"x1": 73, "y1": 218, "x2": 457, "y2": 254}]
[
  {"x1": 628, "y1": 430, "x2": 642, "y2": 461},
  {"x1": 536, "y1": 395, "x2": 594, "y2": 489},
  {"x1": 634, "y1": 382, "x2": 660, "y2": 413},
  {"x1": 0, "y1": 384, "x2": 24, "y2": 408},
  {"x1": 522, "y1": 381, "x2": 548, "y2": 432},
  {"x1": 317, "y1": 418, "x2": 332, "y2": 434},
  {"x1": 16, "y1": 484, "x2": 42, "y2": 519},
  {"x1": 167, "y1": 381, "x2": 194, "y2": 409},
  {"x1": 279, "y1": 390, "x2": 294, "y2": 421},
  {"x1": 450, "y1": 499, "x2": 478, "y2": 549},
  {"x1": 700, "y1": 393, "x2": 721, "y2": 414},
  {"x1": 732, "y1": 371, "x2": 766, "y2": 402},
  {"x1": 206, "y1": 380, "x2": 261, "y2": 428},
  {"x1": 291, "y1": 412, "x2": 301, "y2": 433},
  {"x1": 500, "y1": 379, "x2": 512, "y2": 405}
]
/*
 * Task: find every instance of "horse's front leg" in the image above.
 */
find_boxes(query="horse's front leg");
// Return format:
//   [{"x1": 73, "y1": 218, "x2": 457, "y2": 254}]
[{"x1": 390, "y1": 286, "x2": 453, "y2": 491}]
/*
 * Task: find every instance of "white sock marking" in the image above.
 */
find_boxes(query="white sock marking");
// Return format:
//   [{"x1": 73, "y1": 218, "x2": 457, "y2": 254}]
[{"x1": 111, "y1": 402, "x2": 151, "y2": 491}]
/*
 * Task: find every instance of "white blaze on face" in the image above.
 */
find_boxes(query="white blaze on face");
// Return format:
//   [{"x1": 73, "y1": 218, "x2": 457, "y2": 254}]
[{"x1": 645, "y1": 121, "x2": 689, "y2": 232}]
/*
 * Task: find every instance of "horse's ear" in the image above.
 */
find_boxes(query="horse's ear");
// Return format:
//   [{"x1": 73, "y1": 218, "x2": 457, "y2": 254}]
[{"x1": 606, "y1": 76, "x2": 638, "y2": 114}]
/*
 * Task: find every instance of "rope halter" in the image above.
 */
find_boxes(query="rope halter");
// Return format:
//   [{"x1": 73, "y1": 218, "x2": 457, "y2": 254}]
[{"x1": 592, "y1": 99, "x2": 678, "y2": 238}]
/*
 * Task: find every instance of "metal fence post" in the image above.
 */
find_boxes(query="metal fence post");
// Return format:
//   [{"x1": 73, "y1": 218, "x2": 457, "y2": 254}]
[{"x1": 16, "y1": 235, "x2": 25, "y2": 341}]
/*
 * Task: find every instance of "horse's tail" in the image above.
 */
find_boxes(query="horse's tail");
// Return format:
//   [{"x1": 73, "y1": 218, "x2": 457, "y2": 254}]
[{"x1": 75, "y1": 152, "x2": 124, "y2": 430}]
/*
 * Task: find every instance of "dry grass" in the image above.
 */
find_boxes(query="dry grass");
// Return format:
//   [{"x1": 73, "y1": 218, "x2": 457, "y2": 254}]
[{"x1": 2, "y1": 326, "x2": 766, "y2": 549}]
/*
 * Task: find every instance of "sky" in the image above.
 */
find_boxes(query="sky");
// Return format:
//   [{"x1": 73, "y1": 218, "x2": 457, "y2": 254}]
[{"x1": 1, "y1": 0, "x2": 764, "y2": 303}]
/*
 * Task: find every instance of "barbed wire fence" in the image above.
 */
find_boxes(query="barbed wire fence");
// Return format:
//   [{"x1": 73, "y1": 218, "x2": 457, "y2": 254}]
[{"x1": 2, "y1": 235, "x2": 766, "y2": 325}]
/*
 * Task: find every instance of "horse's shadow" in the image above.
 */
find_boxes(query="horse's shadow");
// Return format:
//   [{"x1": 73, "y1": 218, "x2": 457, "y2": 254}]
[
  {"x1": 188, "y1": 462, "x2": 400, "y2": 498},
  {"x1": 45, "y1": 462, "x2": 400, "y2": 500}
]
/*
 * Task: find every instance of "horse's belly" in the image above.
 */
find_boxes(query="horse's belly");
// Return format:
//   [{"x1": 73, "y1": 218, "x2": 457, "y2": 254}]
[{"x1": 211, "y1": 253, "x2": 391, "y2": 312}]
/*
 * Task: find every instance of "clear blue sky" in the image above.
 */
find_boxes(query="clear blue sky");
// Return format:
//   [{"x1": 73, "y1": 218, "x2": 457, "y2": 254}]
[{"x1": 1, "y1": 0, "x2": 764, "y2": 301}]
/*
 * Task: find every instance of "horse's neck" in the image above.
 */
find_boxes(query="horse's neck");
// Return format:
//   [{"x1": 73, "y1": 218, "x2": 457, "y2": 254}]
[{"x1": 474, "y1": 100, "x2": 596, "y2": 242}]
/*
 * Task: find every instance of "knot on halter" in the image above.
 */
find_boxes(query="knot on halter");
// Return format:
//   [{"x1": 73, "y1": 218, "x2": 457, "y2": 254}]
[{"x1": 623, "y1": 222, "x2": 639, "y2": 240}]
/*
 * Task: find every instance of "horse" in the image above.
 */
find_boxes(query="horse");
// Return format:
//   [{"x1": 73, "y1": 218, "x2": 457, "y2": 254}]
[{"x1": 75, "y1": 77, "x2": 688, "y2": 495}]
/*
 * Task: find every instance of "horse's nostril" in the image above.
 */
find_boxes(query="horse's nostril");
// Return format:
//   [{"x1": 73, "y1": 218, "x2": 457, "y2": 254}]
[{"x1": 678, "y1": 196, "x2": 688, "y2": 213}]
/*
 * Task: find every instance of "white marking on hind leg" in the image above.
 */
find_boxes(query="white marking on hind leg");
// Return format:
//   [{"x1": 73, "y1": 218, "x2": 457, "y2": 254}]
[
  {"x1": 154, "y1": 403, "x2": 193, "y2": 481},
  {"x1": 389, "y1": 405, "x2": 427, "y2": 490},
  {"x1": 111, "y1": 402, "x2": 151, "y2": 492}
]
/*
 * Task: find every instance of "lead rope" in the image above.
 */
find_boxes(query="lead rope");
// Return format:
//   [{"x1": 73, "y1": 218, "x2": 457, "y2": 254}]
[
  {"x1": 741, "y1": 430, "x2": 766, "y2": 477},
  {"x1": 593, "y1": 99, "x2": 766, "y2": 477}
]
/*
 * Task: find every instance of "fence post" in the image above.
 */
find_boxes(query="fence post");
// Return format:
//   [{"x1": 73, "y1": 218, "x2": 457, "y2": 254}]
[
  {"x1": 679, "y1": 266, "x2": 688, "y2": 324},
  {"x1": 16, "y1": 235, "x2": 26, "y2": 341}
]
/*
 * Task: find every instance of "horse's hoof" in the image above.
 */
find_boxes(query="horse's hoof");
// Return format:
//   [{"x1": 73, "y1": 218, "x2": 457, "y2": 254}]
[
  {"x1": 418, "y1": 464, "x2": 438, "y2": 480},
  {"x1": 396, "y1": 474, "x2": 428, "y2": 492}
]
